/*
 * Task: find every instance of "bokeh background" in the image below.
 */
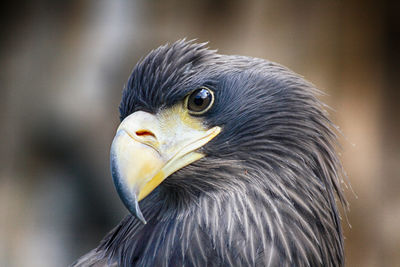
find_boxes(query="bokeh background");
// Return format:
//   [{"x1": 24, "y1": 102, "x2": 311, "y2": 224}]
[{"x1": 1, "y1": 1, "x2": 399, "y2": 266}]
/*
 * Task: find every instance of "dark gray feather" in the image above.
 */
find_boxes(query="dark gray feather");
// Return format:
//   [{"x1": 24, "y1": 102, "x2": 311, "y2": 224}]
[{"x1": 73, "y1": 40, "x2": 348, "y2": 267}]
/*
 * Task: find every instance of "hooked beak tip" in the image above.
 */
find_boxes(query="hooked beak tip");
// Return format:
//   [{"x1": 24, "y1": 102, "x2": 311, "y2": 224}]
[
  {"x1": 111, "y1": 156, "x2": 147, "y2": 224},
  {"x1": 119, "y1": 185, "x2": 147, "y2": 224},
  {"x1": 130, "y1": 199, "x2": 147, "y2": 224}
]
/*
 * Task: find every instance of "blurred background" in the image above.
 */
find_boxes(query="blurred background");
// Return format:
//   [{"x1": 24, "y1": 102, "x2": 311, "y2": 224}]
[{"x1": 1, "y1": 0, "x2": 399, "y2": 266}]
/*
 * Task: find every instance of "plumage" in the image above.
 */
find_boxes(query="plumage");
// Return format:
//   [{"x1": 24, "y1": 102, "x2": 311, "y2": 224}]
[{"x1": 73, "y1": 40, "x2": 348, "y2": 267}]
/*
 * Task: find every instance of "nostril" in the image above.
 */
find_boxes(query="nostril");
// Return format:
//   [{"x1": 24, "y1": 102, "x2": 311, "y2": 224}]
[{"x1": 135, "y1": 130, "x2": 156, "y2": 138}]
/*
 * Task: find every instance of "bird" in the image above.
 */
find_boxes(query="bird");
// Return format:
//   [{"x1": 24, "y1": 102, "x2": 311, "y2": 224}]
[{"x1": 72, "y1": 40, "x2": 348, "y2": 267}]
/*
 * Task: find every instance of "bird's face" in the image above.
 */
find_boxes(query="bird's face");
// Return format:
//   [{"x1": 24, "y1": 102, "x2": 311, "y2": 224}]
[
  {"x1": 110, "y1": 41, "x2": 341, "y2": 224},
  {"x1": 110, "y1": 41, "x2": 268, "y2": 223},
  {"x1": 111, "y1": 87, "x2": 222, "y2": 223}
]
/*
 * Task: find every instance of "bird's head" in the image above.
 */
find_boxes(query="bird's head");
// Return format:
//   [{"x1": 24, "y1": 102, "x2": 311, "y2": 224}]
[{"x1": 111, "y1": 40, "x2": 346, "y2": 226}]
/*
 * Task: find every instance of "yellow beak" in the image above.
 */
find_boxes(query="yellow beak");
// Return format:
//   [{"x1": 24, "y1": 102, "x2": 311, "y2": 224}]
[{"x1": 110, "y1": 106, "x2": 221, "y2": 223}]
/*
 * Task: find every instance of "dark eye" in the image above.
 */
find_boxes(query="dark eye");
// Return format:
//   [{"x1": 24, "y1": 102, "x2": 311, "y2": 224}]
[{"x1": 186, "y1": 87, "x2": 215, "y2": 115}]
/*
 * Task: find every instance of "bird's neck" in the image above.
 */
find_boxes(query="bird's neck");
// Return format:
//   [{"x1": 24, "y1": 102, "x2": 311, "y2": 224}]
[{"x1": 100, "y1": 167, "x2": 344, "y2": 266}]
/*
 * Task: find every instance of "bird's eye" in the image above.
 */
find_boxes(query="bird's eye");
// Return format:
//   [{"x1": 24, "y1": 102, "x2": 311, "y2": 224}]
[{"x1": 185, "y1": 87, "x2": 215, "y2": 115}]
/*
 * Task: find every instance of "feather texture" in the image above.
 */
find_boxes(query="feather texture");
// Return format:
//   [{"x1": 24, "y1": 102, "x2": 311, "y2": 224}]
[{"x1": 72, "y1": 40, "x2": 348, "y2": 267}]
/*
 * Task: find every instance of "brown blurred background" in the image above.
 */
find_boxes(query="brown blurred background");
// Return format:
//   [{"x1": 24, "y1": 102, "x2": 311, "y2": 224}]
[{"x1": 1, "y1": 1, "x2": 399, "y2": 266}]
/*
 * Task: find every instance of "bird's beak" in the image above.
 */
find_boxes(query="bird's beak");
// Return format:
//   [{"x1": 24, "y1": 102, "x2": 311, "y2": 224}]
[{"x1": 110, "y1": 105, "x2": 221, "y2": 223}]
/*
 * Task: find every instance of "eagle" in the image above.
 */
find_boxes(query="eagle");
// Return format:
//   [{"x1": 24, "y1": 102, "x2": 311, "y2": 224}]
[{"x1": 73, "y1": 40, "x2": 348, "y2": 267}]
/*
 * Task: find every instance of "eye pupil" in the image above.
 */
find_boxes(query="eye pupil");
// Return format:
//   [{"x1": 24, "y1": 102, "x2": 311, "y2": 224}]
[
  {"x1": 193, "y1": 93, "x2": 206, "y2": 106},
  {"x1": 194, "y1": 97, "x2": 203, "y2": 106},
  {"x1": 187, "y1": 87, "x2": 214, "y2": 114}
]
